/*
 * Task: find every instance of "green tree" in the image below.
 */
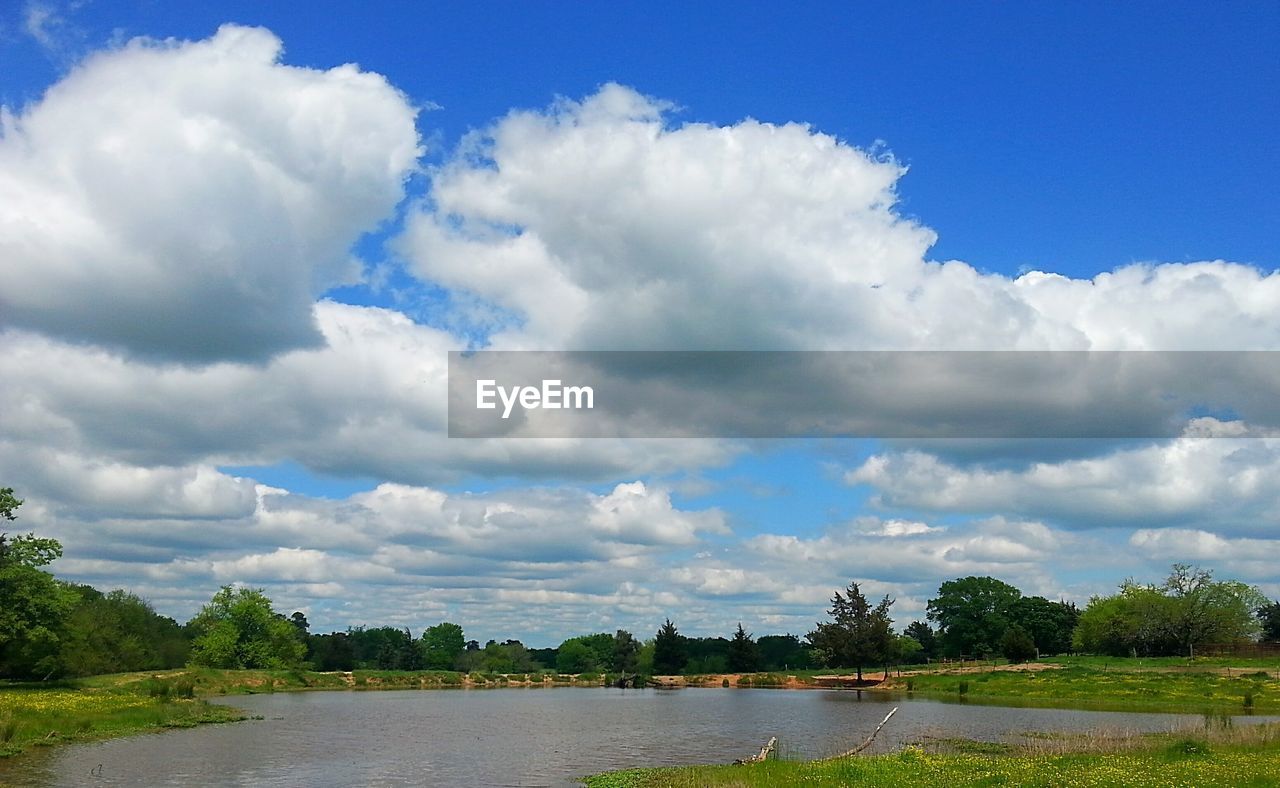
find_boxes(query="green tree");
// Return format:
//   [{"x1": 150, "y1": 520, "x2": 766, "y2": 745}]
[
  {"x1": 1260, "y1": 601, "x2": 1280, "y2": 642},
  {"x1": 903, "y1": 621, "x2": 938, "y2": 661},
  {"x1": 1162, "y1": 564, "x2": 1265, "y2": 656},
  {"x1": 187, "y1": 586, "x2": 306, "y2": 669},
  {"x1": 613, "y1": 629, "x2": 640, "y2": 674},
  {"x1": 652, "y1": 618, "x2": 687, "y2": 675},
  {"x1": 0, "y1": 492, "x2": 76, "y2": 679},
  {"x1": 806, "y1": 581, "x2": 894, "y2": 681},
  {"x1": 893, "y1": 634, "x2": 924, "y2": 665},
  {"x1": 420, "y1": 622, "x2": 466, "y2": 670},
  {"x1": 1008, "y1": 596, "x2": 1079, "y2": 656},
  {"x1": 556, "y1": 639, "x2": 597, "y2": 673},
  {"x1": 927, "y1": 576, "x2": 1023, "y2": 658},
  {"x1": 727, "y1": 623, "x2": 759, "y2": 672},
  {"x1": 1000, "y1": 624, "x2": 1038, "y2": 663},
  {"x1": 59, "y1": 587, "x2": 189, "y2": 676}
]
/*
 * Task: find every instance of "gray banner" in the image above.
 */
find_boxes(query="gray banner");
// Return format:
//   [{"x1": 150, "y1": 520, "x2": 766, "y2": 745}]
[{"x1": 448, "y1": 351, "x2": 1280, "y2": 438}]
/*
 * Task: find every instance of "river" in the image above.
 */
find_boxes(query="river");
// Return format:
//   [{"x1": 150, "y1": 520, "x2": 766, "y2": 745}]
[{"x1": 1, "y1": 687, "x2": 1274, "y2": 787}]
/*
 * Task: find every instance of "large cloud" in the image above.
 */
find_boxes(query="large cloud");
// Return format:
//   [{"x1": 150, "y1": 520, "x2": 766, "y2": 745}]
[
  {"x1": 401, "y1": 84, "x2": 1280, "y2": 353},
  {"x1": 0, "y1": 24, "x2": 421, "y2": 362}
]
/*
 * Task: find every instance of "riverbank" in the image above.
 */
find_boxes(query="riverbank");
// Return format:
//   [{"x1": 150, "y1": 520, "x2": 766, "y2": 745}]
[
  {"x1": 585, "y1": 721, "x2": 1280, "y2": 787},
  {"x1": 0, "y1": 679, "x2": 241, "y2": 758}
]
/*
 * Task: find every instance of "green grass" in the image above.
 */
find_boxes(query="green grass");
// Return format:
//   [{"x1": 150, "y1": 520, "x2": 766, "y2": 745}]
[
  {"x1": 586, "y1": 722, "x2": 1280, "y2": 787},
  {"x1": 0, "y1": 679, "x2": 241, "y2": 757},
  {"x1": 892, "y1": 664, "x2": 1279, "y2": 713}
]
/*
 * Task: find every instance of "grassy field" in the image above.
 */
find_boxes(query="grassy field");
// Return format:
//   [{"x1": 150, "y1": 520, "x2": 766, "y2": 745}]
[
  {"x1": 0, "y1": 677, "x2": 241, "y2": 757},
  {"x1": 885, "y1": 662, "x2": 1279, "y2": 714},
  {"x1": 585, "y1": 722, "x2": 1280, "y2": 787}
]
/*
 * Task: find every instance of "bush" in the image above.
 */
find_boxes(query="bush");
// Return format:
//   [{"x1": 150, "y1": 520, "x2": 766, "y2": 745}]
[{"x1": 1000, "y1": 626, "x2": 1038, "y2": 663}]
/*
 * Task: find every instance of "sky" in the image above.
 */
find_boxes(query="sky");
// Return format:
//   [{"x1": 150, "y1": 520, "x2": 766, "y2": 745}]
[{"x1": 1, "y1": 1, "x2": 1278, "y2": 646}]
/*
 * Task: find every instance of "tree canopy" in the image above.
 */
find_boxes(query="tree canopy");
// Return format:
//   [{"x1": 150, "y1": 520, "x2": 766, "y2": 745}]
[
  {"x1": 806, "y1": 581, "x2": 894, "y2": 680},
  {"x1": 187, "y1": 586, "x2": 306, "y2": 669}
]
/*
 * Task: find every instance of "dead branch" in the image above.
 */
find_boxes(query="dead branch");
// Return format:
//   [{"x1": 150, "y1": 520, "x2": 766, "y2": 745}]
[
  {"x1": 734, "y1": 736, "x2": 777, "y2": 764},
  {"x1": 826, "y1": 706, "x2": 898, "y2": 759}
]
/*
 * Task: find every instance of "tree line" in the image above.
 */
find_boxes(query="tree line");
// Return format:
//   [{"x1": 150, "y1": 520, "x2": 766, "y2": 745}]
[{"x1": 4, "y1": 487, "x2": 1279, "y2": 680}]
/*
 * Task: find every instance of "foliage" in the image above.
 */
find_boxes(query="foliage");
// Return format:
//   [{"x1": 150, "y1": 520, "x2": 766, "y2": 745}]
[
  {"x1": 613, "y1": 629, "x2": 640, "y2": 674},
  {"x1": 1009, "y1": 596, "x2": 1078, "y2": 655},
  {"x1": 1073, "y1": 565, "x2": 1265, "y2": 657},
  {"x1": 927, "y1": 576, "x2": 1022, "y2": 658},
  {"x1": 58, "y1": 587, "x2": 188, "y2": 676},
  {"x1": 727, "y1": 623, "x2": 760, "y2": 672},
  {"x1": 556, "y1": 639, "x2": 597, "y2": 673},
  {"x1": 187, "y1": 586, "x2": 306, "y2": 669},
  {"x1": 1261, "y1": 600, "x2": 1280, "y2": 642},
  {"x1": 420, "y1": 622, "x2": 466, "y2": 670},
  {"x1": 807, "y1": 581, "x2": 894, "y2": 680},
  {"x1": 902, "y1": 622, "x2": 937, "y2": 661},
  {"x1": 0, "y1": 494, "x2": 77, "y2": 679},
  {"x1": 1000, "y1": 624, "x2": 1038, "y2": 663},
  {"x1": 652, "y1": 619, "x2": 686, "y2": 675}
]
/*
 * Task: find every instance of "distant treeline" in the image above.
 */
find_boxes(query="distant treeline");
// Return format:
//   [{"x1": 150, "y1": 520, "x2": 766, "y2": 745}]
[{"x1": 4, "y1": 487, "x2": 1280, "y2": 681}]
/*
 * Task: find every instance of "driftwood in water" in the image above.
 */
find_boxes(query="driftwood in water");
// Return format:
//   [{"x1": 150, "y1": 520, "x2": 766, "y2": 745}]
[
  {"x1": 825, "y1": 706, "x2": 898, "y2": 759},
  {"x1": 734, "y1": 736, "x2": 777, "y2": 764}
]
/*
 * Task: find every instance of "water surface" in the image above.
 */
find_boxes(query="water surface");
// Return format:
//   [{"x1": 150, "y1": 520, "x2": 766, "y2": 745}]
[{"x1": 1, "y1": 688, "x2": 1273, "y2": 787}]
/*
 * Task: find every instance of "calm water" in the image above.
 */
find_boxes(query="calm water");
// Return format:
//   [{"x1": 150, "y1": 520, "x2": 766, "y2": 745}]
[{"x1": 1, "y1": 688, "x2": 1274, "y2": 787}]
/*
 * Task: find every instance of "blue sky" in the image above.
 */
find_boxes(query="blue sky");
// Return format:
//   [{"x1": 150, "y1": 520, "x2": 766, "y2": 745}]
[{"x1": 1, "y1": 1, "x2": 1278, "y2": 644}]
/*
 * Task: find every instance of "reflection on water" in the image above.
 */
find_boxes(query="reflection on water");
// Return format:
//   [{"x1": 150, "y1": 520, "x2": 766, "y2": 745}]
[{"x1": 1, "y1": 688, "x2": 1275, "y2": 787}]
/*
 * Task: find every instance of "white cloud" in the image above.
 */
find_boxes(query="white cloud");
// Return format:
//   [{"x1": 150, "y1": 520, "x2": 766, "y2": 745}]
[
  {"x1": 401, "y1": 84, "x2": 1280, "y2": 354},
  {"x1": 848, "y1": 425, "x2": 1280, "y2": 532},
  {"x1": 0, "y1": 24, "x2": 421, "y2": 362}
]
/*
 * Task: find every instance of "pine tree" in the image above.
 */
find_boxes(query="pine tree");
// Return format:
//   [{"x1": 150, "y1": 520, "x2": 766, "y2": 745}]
[
  {"x1": 726, "y1": 623, "x2": 759, "y2": 672},
  {"x1": 652, "y1": 618, "x2": 686, "y2": 675}
]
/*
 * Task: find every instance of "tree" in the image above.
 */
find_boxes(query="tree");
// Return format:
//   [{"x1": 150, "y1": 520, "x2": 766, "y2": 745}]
[
  {"x1": 652, "y1": 619, "x2": 687, "y2": 675},
  {"x1": 903, "y1": 621, "x2": 938, "y2": 661},
  {"x1": 1072, "y1": 566, "x2": 1266, "y2": 657},
  {"x1": 927, "y1": 576, "x2": 1022, "y2": 658},
  {"x1": 727, "y1": 623, "x2": 760, "y2": 672},
  {"x1": 1008, "y1": 597, "x2": 1078, "y2": 656},
  {"x1": 1000, "y1": 625, "x2": 1038, "y2": 663},
  {"x1": 187, "y1": 586, "x2": 306, "y2": 669},
  {"x1": 613, "y1": 629, "x2": 640, "y2": 674},
  {"x1": 806, "y1": 581, "x2": 894, "y2": 681},
  {"x1": 893, "y1": 634, "x2": 924, "y2": 665},
  {"x1": 757, "y1": 634, "x2": 812, "y2": 671},
  {"x1": 556, "y1": 639, "x2": 597, "y2": 673},
  {"x1": 1260, "y1": 601, "x2": 1280, "y2": 642},
  {"x1": 421, "y1": 622, "x2": 466, "y2": 670},
  {"x1": 0, "y1": 491, "x2": 76, "y2": 679},
  {"x1": 59, "y1": 587, "x2": 189, "y2": 676}
]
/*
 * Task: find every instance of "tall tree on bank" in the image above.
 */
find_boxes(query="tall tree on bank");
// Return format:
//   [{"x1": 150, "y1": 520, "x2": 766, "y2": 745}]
[
  {"x1": 613, "y1": 629, "x2": 640, "y2": 674},
  {"x1": 927, "y1": 576, "x2": 1022, "y2": 658},
  {"x1": 653, "y1": 618, "x2": 687, "y2": 675},
  {"x1": 806, "y1": 581, "x2": 894, "y2": 681},
  {"x1": 727, "y1": 623, "x2": 760, "y2": 672},
  {"x1": 0, "y1": 490, "x2": 76, "y2": 679},
  {"x1": 187, "y1": 586, "x2": 306, "y2": 669},
  {"x1": 421, "y1": 622, "x2": 466, "y2": 670}
]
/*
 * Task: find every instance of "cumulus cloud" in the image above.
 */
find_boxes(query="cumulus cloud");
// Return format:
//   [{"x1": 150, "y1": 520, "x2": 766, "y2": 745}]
[
  {"x1": 0, "y1": 24, "x2": 421, "y2": 362},
  {"x1": 401, "y1": 84, "x2": 1280, "y2": 353},
  {"x1": 848, "y1": 424, "x2": 1280, "y2": 533}
]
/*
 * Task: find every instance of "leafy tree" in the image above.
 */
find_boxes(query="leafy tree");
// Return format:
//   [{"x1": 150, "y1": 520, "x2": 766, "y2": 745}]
[
  {"x1": 1000, "y1": 624, "x2": 1038, "y2": 663},
  {"x1": 652, "y1": 618, "x2": 687, "y2": 675},
  {"x1": 893, "y1": 634, "x2": 924, "y2": 665},
  {"x1": 309, "y1": 632, "x2": 356, "y2": 670},
  {"x1": 479, "y1": 639, "x2": 534, "y2": 673},
  {"x1": 903, "y1": 621, "x2": 938, "y2": 661},
  {"x1": 59, "y1": 587, "x2": 188, "y2": 676},
  {"x1": 757, "y1": 634, "x2": 812, "y2": 671},
  {"x1": 806, "y1": 581, "x2": 894, "y2": 681},
  {"x1": 1009, "y1": 596, "x2": 1079, "y2": 656},
  {"x1": 927, "y1": 576, "x2": 1023, "y2": 658},
  {"x1": 1260, "y1": 601, "x2": 1280, "y2": 642},
  {"x1": 1072, "y1": 566, "x2": 1265, "y2": 657},
  {"x1": 421, "y1": 622, "x2": 466, "y2": 670},
  {"x1": 556, "y1": 639, "x2": 597, "y2": 673},
  {"x1": 727, "y1": 623, "x2": 759, "y2": 672},
  {"x1": 613, "y1": 629, "x2": 640, "y2": 673},
  {"x1": 187, "y1": 586, "x2": 306, "y2": 669},
  {"x1": 0, "y1": 492, "x2": 76, "y2": 679}
]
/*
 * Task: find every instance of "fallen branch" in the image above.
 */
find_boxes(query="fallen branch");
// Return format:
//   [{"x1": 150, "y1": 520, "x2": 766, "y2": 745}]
[
  {"x1": 825, "y1": 706, "x2": 898, "y2": 759},
  {"x1": 735, "y1": 736, "x2": 777, "y2": 764}
]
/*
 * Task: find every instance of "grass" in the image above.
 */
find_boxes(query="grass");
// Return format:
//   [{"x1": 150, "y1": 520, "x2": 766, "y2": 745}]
[
  {"x1": 584, "y1": 722, "x2": 1280, "y2": 787},
  {"x1": 0, "y1": 678, "x2": 241, "y2": 758},
  {"x1": 888, "y1": 663, "x2": 1279, "y2": 713}
]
